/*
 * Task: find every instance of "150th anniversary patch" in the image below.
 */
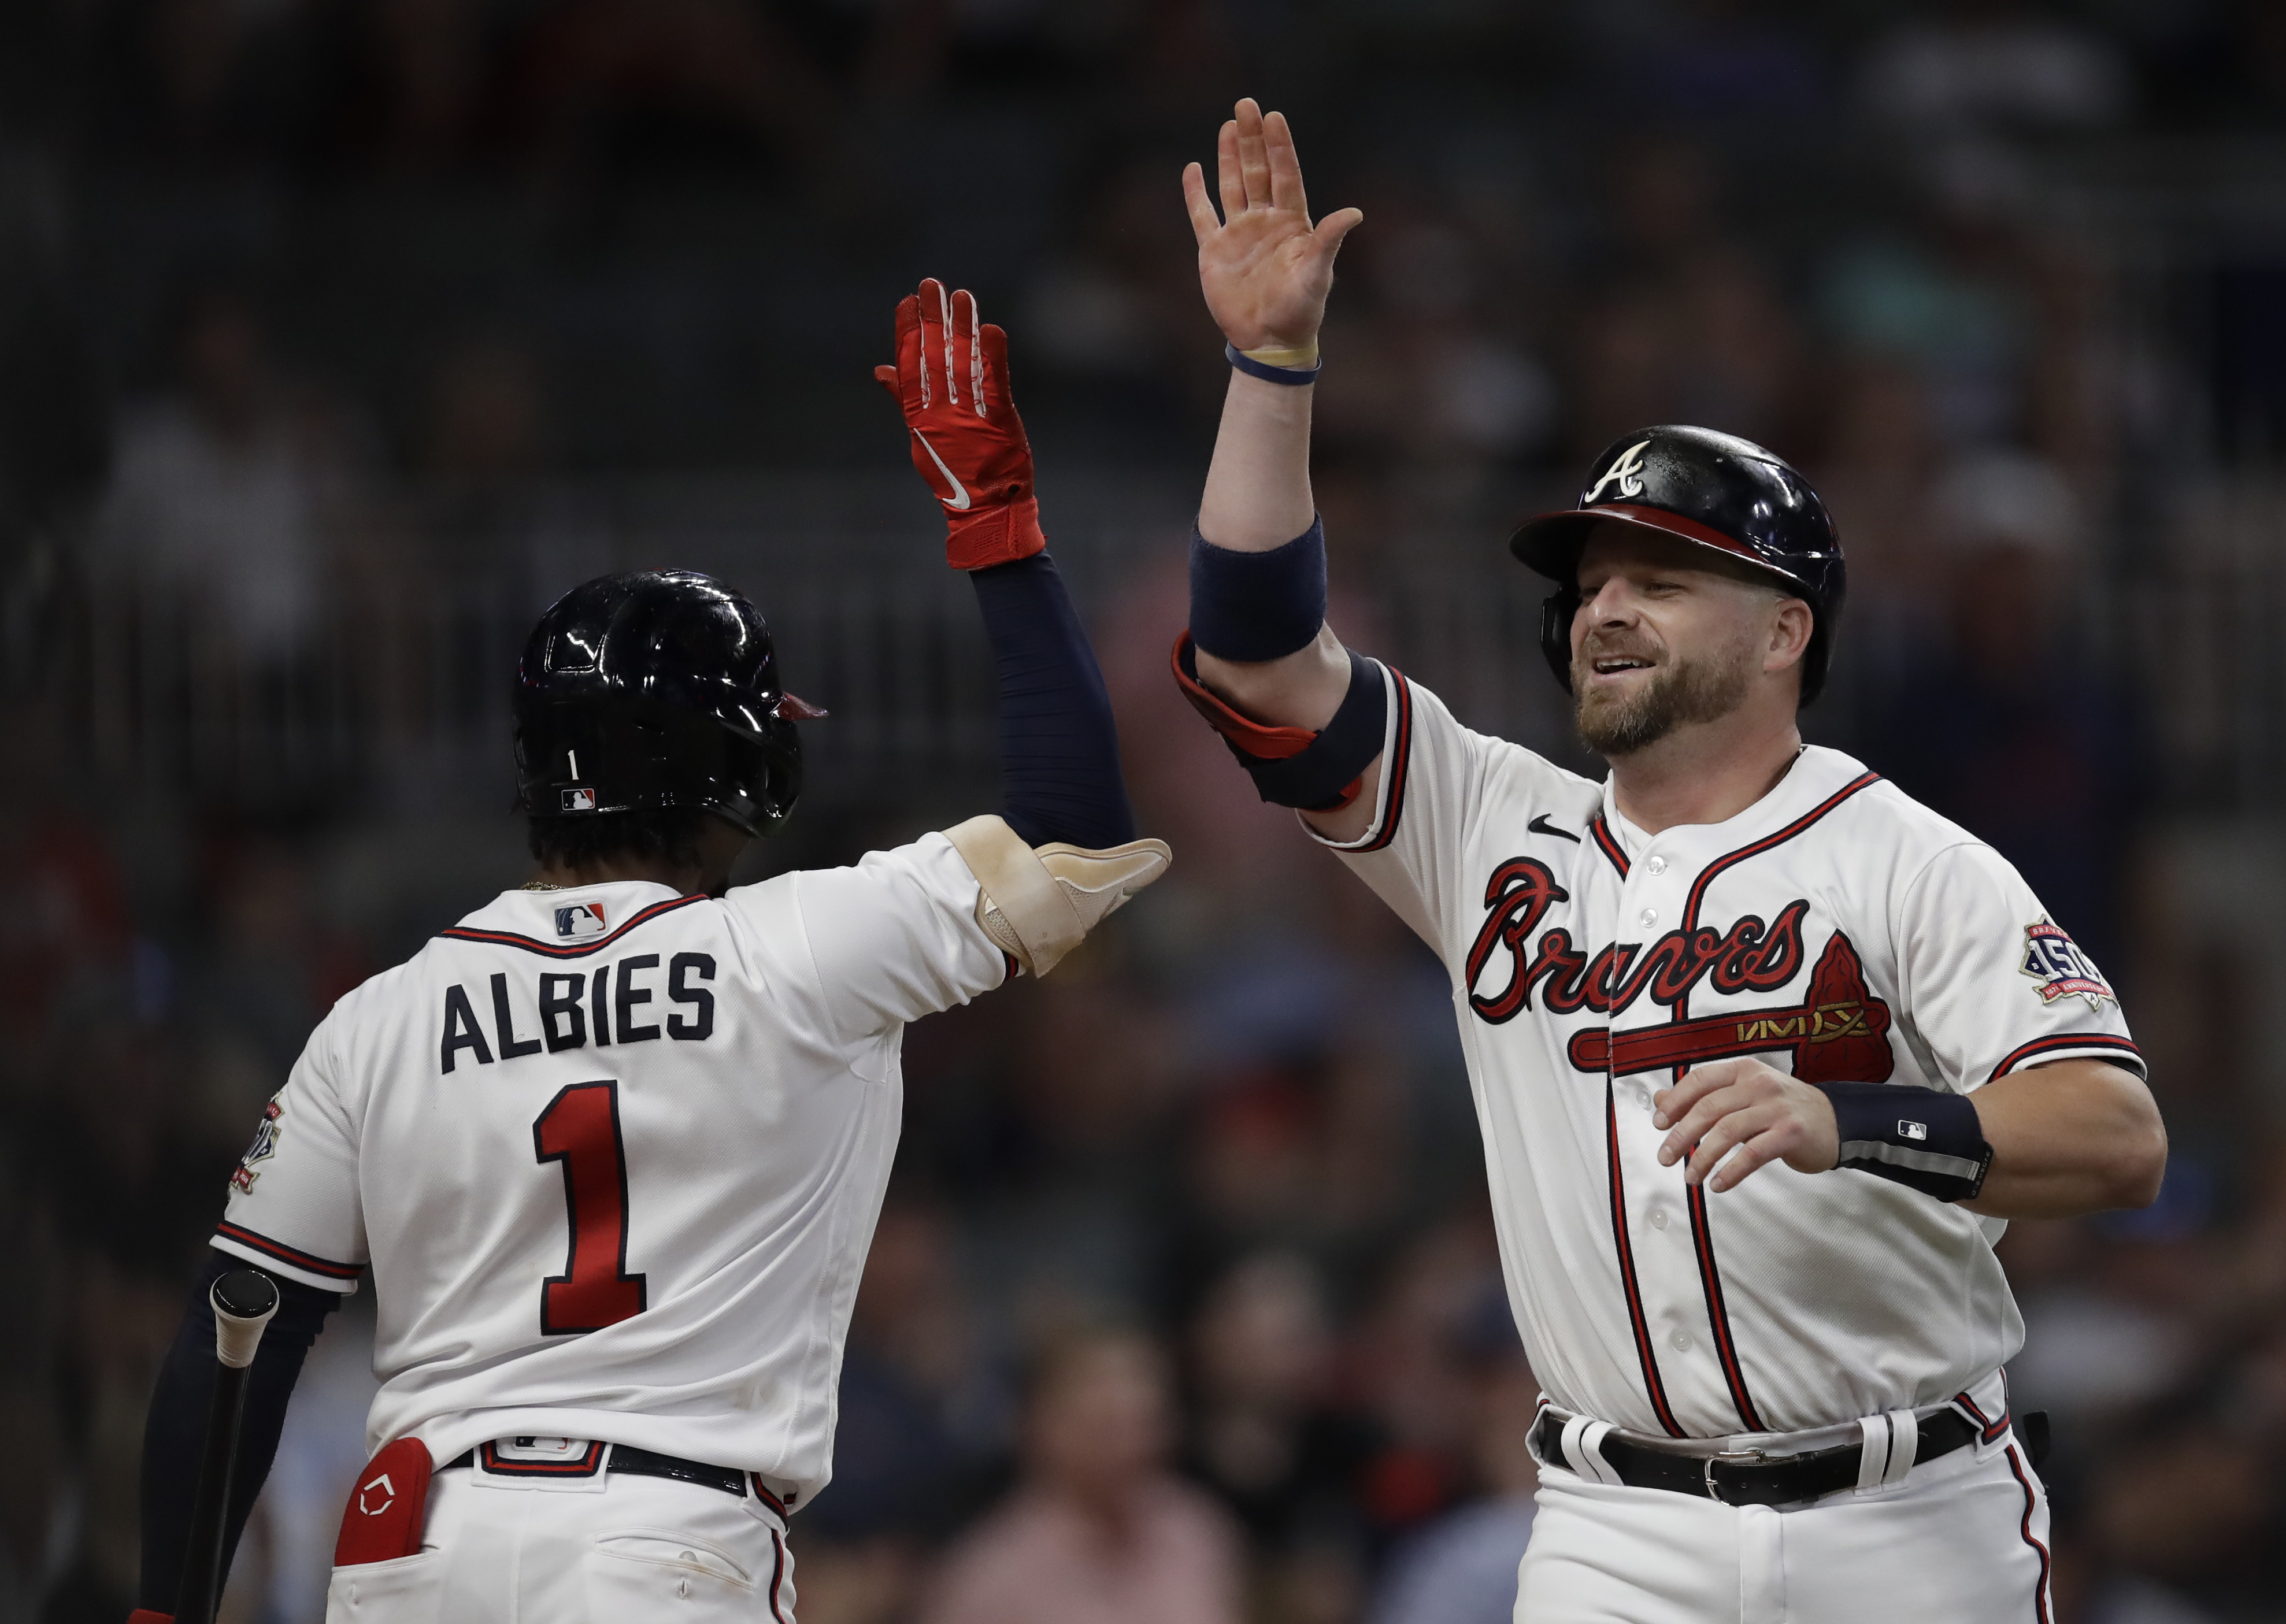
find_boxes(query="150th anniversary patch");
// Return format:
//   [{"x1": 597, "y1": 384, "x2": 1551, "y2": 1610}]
[
  {"x1": 232, "y1": 1092, "x2": 284, "y2": 1192},
  {"x1": 2020, "y1": 918, "x2": 2114, "y2": 1010}
]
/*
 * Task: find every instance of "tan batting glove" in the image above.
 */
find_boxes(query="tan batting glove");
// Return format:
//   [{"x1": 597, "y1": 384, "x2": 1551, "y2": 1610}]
[{"x1": 942, "y1": 816, "x2": 1172, "y2": 977}]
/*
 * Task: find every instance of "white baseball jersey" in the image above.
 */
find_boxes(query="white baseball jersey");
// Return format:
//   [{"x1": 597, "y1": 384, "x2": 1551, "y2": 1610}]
[
  {"x1": 213, "y1": 832, "x2": 1009, "y2": 1506},
  {"x1": 1320, "y1": 669, "x2": 2140, "y2": 1441}
]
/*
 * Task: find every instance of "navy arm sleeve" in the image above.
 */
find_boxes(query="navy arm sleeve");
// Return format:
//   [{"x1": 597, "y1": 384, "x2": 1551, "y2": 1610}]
[
  {"x1": 137, "y1": 1252, "x2": 343, "y2": 1614},
  {"x1": 970, "y1": 553, "x2": 1136, "y2": 849}
]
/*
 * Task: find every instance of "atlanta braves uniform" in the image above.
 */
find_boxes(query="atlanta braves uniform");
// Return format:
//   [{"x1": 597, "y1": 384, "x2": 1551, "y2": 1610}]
[
  {"x1": 125, "y1": 281, "x2": 1164, "y2": 1624},
  {"x1": 1316, "y1": 673, "x2": 2137, "y2": 1623},
  {"x1": 215, "y1": 842, "x2": 1015, "y2": 1619}
]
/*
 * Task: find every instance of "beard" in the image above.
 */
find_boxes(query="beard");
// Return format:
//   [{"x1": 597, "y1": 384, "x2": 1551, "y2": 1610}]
[{"x1": 1573, "y1": 637, "x2": 1757, "y2": 757}]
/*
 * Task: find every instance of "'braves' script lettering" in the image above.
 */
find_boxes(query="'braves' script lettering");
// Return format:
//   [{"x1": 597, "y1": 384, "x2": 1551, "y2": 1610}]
[{"x1": 1465, "y1": 856, "x2": 1809, "y2": 1027}]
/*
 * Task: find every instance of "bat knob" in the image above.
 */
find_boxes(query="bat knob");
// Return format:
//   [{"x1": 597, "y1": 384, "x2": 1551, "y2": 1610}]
[{"x1": 210, "y1": 1268, "x2": 281, "y2": 1369}]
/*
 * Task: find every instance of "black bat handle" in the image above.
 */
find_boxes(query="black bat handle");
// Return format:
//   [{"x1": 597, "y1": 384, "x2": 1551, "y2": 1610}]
[{"x1": 175, "y1": 1267, "x2": 281, "y2": 1624}]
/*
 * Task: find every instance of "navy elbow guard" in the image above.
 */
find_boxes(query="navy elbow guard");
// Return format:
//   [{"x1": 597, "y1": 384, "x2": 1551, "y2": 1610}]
[
  {"x1": 1172, "y1": 635, "x2": 1386, "y2": 811},
  {"x1": 1815, "y1": 1082, "x2": 1992, "y2": 1203}
]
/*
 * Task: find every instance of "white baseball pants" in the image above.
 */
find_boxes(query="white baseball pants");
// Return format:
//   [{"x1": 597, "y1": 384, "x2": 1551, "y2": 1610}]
[
  {"x1": 1516, "y1": 1427, "x2": 2051, "y2": 1623},
  {"x1": 324, "y1": 1467, "x2": 795, "y2": 1623}
]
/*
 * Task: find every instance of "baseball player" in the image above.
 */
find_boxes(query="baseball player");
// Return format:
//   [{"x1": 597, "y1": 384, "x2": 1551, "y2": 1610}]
[
  {"x1": 1173, "y1": 100, "x2": 2166, "y2": 1622},
  {"x1": 127, "y1": 280, "x2": 1169, "y2": 1623}
]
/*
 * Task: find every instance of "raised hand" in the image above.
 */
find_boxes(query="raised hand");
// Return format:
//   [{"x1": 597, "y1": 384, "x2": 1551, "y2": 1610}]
[
  {"x1": 1183, "y1": 98, "x2": 1363, "y2": 355},
  {"x1": 876, "y1": 277, "x2": 1046, "y2": 571}
]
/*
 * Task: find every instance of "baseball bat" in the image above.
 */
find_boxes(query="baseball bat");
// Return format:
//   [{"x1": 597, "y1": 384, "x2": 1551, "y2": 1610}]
[{"x1": 173, "y1": 1267, "x2": 280, "y2": 1624}]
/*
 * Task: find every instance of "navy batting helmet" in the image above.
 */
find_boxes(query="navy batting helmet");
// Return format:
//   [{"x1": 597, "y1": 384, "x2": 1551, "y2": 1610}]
[
  {"x1": 1509, "y1": 425, "x2": 1846, "y2": 705},
  {"x1": 514, "y1": 570, "x2": 823, "y2": 837}
]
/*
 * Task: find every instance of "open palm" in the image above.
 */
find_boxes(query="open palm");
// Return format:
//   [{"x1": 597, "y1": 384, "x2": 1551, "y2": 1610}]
[{"x1": 1184, "y1": 99, "x2": 1364, "y2": 354}]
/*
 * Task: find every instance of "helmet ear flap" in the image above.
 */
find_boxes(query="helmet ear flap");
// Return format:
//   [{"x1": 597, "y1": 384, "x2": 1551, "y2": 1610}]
[{"x1": 1539, "y1": 585, "x2": 1580, "y2": 696}]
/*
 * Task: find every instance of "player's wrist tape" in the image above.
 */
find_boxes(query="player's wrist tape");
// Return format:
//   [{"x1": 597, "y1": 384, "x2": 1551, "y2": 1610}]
[
  {"x1": 1226, "y1": 340, "x2": 1322, "y2": 385},
  {"x1": 1813, "y1": 1082, "x2": 1993, "y2": 1203},
  {"x1": 1171, "y1": 633, "x2": 1385, "y2": 811},
  {"x1": 942, "y1": 814, "x2": 1171, "y2": 977},
  {"x1": 1189, "y1": 517, "x2": 1327, "y2": 661}
]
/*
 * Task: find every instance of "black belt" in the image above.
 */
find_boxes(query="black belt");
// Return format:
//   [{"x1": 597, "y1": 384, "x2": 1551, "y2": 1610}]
[
  {"x1": 1529, "y1": 1406, "x2": 1984, "y2": 1508},
  {"x1": 442, "y1": 1441, "x2": 753, "y2": 1502}
]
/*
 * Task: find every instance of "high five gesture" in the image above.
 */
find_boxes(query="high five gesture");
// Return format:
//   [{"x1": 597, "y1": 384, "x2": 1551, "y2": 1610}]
[{"x1": 1183, "y1": 99, "x2": 1362, "y2": 358}]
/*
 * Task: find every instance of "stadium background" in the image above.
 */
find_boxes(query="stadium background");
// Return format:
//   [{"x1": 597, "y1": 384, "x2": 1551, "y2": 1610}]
[{"x1": 2, "y1": 1, "x2": 2284, "y2": 1619}]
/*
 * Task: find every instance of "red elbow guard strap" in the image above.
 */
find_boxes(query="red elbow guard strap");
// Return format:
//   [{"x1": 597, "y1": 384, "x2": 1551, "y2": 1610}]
[{"x1": 1170, "y1": 633, "x2": 1385, "y2": 811}]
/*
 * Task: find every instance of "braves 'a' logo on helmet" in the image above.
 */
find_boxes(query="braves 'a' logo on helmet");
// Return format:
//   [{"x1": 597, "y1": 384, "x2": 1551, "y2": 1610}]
[{"x1": 1582, "y1": 439, "x2": 1650, "y2": 505}]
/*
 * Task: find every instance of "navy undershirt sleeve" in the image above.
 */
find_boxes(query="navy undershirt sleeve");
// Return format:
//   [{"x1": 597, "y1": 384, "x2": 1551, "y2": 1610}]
[
  {"x1": 138, "y1": 1252, "x2": 343, "y2": 1613},
  {"x1": 969, "y1": 554, "x2": 1136, "y2": 850}
]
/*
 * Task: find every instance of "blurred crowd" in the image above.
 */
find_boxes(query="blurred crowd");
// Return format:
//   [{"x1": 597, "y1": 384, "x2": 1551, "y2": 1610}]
[{"x1": 6, "y1": 1, "x2": 2286, "y2": 1622}]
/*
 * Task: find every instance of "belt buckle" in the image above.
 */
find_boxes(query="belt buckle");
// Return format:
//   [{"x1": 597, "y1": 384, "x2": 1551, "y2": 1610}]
[{"x1": 1702, "y1": 1448, "x2": 1767, "y2": 1505}]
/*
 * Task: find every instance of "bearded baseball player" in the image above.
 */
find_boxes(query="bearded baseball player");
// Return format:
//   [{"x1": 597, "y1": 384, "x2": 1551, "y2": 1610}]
[
  {"x1": 127, "y1": 280, "x2": 1168, "y2": 1623},
  {"x1": 1175, "y1": 101, "x2": 2166, "y2": 1623}
]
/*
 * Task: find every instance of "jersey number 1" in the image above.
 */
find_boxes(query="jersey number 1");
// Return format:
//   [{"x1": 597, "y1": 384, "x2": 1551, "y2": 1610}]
[{"x1": 533, "y1": 1081, "x2": 647, "y2": 1334}]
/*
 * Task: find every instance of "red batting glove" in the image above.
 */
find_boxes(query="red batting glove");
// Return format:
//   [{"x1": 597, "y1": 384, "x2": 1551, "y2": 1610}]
[{"x1": 875, "y1": 278, "x2": 1047, "y2": 572}]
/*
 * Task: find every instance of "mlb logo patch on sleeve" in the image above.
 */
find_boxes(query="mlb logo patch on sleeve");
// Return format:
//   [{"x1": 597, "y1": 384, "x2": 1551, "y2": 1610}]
[
  {"x1": 2020, "y1": 918, "x2": 2115, "y2": 1010},
  {"x1": 555, "y1": 903, "x2": 608, "y2": 940}
]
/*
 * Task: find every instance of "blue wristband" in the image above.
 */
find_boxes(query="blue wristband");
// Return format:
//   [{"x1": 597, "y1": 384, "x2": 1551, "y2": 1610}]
[
  {"x1": 1190, "y1": 517, "x2": 1328, "y2": 662},
  {"x1": 1815, "y1": 1082, "x2": 1992, "y2": 1203},
  {"x1": 1225, "y1": 342, "x2": 1322, "y2": 386}
]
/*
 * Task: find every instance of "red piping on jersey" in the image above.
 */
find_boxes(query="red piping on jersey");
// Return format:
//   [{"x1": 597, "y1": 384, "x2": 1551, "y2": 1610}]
[
  {"x1": 1351, "y1": 668, "x2": 1414, "y2": 854},
  {"x1": 1985, "y1": 1033, "x2": 2142, "y2": 1087},
  {"x1": 1677, "y1": 772, "x2": 1882, "y2": 942},
  {"x1": 2004, "y1": 1444, "x2": 2052, "y2": 1623},
  {"x1": 1667, "y1": 767, "x2": 1881, "y2": 1433},
  {"x1": 1590, "y1": 814, "x2": 1629, "y2": 878},
  {"x1": 1681, "y1": 1179, "x2": 1762, "y2": 1431},
  {"x1": 768, "y1": 1529, "x2": 791, "y2": 1624},
  {"x1": 214, "y1": 1222, "x2": 362, "y2": 1280},
  {"x1": 1953, "y1": 1388, "x2": 2010, "y2": 1445},
  {"x1": 439, "y1": 894, "x2": 708, "y2": 959},
  {"x1": 751, "y1": 1475, "x2": 790, "y2": 1519},
  {"x1": 1605, "y1": 1082, "x2": 1685, "y2": 1437},
  {"x1": 478, "y1": 1440, "x2": 607, "y2": 1476}
]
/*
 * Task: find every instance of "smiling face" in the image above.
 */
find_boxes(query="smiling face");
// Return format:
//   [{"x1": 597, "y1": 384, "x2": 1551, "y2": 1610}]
[{"x1": 1569, "y1": 524, "x2": 1811, "y2": 758}]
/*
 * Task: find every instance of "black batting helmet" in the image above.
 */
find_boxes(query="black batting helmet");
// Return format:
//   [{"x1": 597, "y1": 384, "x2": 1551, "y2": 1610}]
[
  {"x1": 1509, "y1": 425, "x2": 1846, "y2": 705},
  {"x1": 514, "y1": 570, "x2": 823, "y2": 838}
]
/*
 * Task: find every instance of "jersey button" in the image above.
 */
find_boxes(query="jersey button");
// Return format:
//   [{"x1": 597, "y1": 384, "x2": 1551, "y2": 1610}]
[
  {"x1": 1651, "y1": 1209, "x2": 1668, "y2": 1231},
  {"x1": 1646, "y1": 855, "x2": 1667, "y2": 876},
  {"x1": 1639, "y1": 907, "x2": 1657, "y2": 928},
  {"x1": 1672, "y1": 1330, "x2": 1692, "y2": 1352}
]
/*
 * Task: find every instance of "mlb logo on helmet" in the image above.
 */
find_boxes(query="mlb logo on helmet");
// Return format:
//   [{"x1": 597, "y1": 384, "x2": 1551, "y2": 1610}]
[
  {"x1": 555, "y1": 904, "x2": 608, "y2": 940},
  {"x1": 561, "y1": 787, "x2": 596, "y2": 812}
]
